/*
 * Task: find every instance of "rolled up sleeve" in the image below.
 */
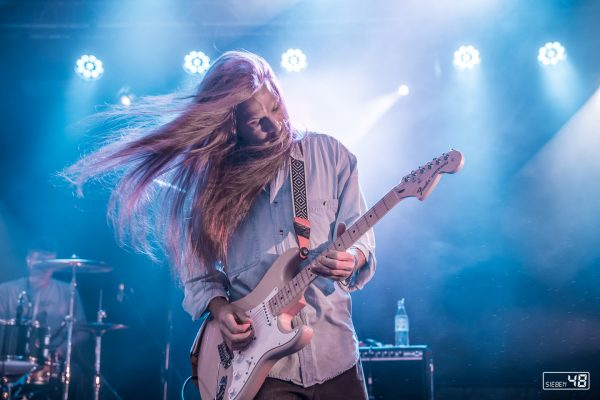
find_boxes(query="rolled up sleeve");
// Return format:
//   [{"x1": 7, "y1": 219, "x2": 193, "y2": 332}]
[{"x1": 182, "y1": 264, "x2": 230, "y2": 320}]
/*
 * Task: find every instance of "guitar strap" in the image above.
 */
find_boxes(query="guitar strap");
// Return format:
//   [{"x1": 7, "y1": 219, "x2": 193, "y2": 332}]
[{"x1": 289, "y1": 143, "x2": 311, "y2": 260}]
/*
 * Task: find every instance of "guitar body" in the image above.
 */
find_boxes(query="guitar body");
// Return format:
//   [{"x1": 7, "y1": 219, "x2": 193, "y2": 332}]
[{"x1": 193, "y1": 248, "x2": 314, "y2": 400}]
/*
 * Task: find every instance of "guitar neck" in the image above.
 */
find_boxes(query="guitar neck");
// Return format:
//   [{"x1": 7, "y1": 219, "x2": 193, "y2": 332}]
[
  {"x1": 330, "y1": 188, "x2": 403, "y2": 253},
  {"x1": 269, "y1": 186, "x2": 404, "y2": 316},
  {"x1": 268, "y1": 150, "x2": 463, "y2": 316}
]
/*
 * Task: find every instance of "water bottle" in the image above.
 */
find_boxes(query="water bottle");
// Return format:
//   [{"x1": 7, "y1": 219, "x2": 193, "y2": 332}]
[{"x1": 394, "y1": 298, "x2": 409, "y2": 346}]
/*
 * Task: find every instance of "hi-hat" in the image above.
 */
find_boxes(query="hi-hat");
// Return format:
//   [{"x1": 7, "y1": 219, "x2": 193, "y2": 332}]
[
  {"x1": 31, "y1": 258, "x2": 112, "y2": 274},
  {"x1": 75, "y1": 322, "x2": 128, "y2": 335}
]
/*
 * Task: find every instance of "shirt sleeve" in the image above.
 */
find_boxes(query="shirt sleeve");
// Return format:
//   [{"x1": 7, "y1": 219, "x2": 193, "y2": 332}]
[
  {"x1": 334, "y1": 142, "x2": 377, "y2": 291},
  {"x1": 181, "y1": 262, "x2": 230, "y2": 321}
]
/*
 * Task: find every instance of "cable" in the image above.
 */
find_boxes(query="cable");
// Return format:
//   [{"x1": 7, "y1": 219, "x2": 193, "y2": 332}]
[
  {"x1": 100, "y1": 374, "x2": 125, "y2": 400},
  {"x1": 180, "y1": 375, "x2": 198, "y2": 400}
]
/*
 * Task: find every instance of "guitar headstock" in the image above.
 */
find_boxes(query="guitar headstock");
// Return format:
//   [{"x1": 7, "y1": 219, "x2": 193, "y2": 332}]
[{"x1": 394, "y1": 150, "x2": 464, "y2": 201}]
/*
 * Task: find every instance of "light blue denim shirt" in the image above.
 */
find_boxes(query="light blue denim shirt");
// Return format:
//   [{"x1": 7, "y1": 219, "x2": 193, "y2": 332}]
[{"x1": 183, "y1": 132, "x2": 376, "y2": 387}]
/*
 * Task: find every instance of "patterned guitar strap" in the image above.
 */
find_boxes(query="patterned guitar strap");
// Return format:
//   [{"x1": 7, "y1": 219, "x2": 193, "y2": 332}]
[
  {"x1": 289, "y1": 144, "x2": 311, "y2": 260},
  {"x1": 289, "y1": 143, "x2": 335, "y2": 295}
]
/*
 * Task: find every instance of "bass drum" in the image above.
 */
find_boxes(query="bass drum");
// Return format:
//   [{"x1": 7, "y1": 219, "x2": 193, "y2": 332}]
[{"x1": 0, "y1": 319, "x2": 50, "y2": 377}]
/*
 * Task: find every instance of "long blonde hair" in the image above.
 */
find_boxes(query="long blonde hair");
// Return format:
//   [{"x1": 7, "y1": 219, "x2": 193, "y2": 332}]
[{"x1": 63, "y1": 51, "x2": 295, "y2": 278}]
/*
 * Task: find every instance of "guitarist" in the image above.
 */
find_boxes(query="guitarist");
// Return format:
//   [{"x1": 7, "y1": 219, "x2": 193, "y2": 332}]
[{"x1": 64, "y1": 51, "x2": 376, "y2": 399}]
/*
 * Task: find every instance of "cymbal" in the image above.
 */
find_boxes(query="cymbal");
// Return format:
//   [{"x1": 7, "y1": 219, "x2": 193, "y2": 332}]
[
  {"x1": 75, "y1": 322, "x2": 128, "y2": 335},
  {"x1": 31, "y1": 258, "x2": 112, "y2": 274}
]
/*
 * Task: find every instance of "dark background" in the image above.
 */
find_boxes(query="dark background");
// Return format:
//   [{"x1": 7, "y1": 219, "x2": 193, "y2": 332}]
[{"x1": 1, "y1": 0, "x2": 599, "y2": 399}]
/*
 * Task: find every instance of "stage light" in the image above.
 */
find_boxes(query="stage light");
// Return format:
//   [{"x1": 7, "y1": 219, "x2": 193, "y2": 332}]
[
  {"x1": 119, "y1": 95, "x2": 132, "y2": 107},
  {"x1": 453, "y1": 45, "x2": 481, "y2": 70},
  {"x1": 117, "y1": 87, "x2": 135, "y2": 107},
  {"x1": 281, "y1": 49, "x2": 307, "y2": 72},
  {"x1": 538, "y1": 42, "x2": 566, "y2": 66},
  {"x1": 75, "y1": 55, "x2": 104, "y2": 80},
  {"x1": 397, "y1": 85, "x2": 410, "y2": 96},
  {"x1": 183, "y1": 51, "x2": 210, "y2": 75}
]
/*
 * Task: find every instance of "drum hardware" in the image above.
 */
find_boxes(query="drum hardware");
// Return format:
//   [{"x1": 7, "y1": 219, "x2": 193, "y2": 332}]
[
  {"x1": 74, "y1": 322, "x2": 128, "y2": 336},
  {"x1": 3, "y1": 256, "x2": 118, "y2": 400},
  {"x1": 6, "y1": 368, "x2": 62, "y2": 400},
  {"x1": 1, "y1": 375, "x2": 9, "y2": 399},
  {"x1": 15, "y1": 293, "x2": 26, "y2": 326},
  {"x1": 0, "y1": 319, "x2": 49, "y2": 377},
  {"x1": 1, "y1": 319, "x2": 55, "y2": 400},
  {"x1": 26, "y1": 352, "x2": 62, "y2": 386},
  {"x1": 94, "y1": 291, "x2": 106, "y2": 400},
  {"x1": 73, "y1": 290, "x2": 128, "y2": 400},
  {"x1": 30, "y1": 256, "x2": 113, "y2": 400}
]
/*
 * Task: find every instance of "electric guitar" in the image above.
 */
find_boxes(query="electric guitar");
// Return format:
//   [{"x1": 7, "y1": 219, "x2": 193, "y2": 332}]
[{"x1": 190, "y1": 149, "x2": 464, "y2": 400}]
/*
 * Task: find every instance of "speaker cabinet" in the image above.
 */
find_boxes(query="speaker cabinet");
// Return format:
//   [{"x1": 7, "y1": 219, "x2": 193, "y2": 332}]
[{"x1": 360, "y1": 345, "x2": 434, "y2": 400}]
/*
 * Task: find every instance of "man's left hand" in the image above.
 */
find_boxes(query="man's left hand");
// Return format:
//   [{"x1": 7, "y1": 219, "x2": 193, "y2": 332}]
[
  {"x1": 312, "y1": 249, "x2": 356, "y2": 281},
  {"x1": 312, "y1": 223, "x2": 358, "y2": 281}
]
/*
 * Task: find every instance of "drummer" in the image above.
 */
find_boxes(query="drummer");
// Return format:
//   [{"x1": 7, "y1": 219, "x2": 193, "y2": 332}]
[{"x1": 0, "y1": 237, "x2": 88, "y2": 358}]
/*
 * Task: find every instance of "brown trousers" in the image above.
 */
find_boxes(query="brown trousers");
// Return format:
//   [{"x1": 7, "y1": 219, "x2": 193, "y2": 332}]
[{"x1": 254, "y1": 363, "x2": 368, "y2": 400}]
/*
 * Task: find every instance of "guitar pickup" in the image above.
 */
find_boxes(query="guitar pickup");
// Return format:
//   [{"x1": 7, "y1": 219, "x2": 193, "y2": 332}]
[{"x1": 218, "y1": 342, "x2": 233, "y2": 369}]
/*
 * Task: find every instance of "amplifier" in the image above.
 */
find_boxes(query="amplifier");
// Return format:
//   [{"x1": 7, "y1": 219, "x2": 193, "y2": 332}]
[{"x1": 359, "y1": 345, "x2": 434, "y2": 400}]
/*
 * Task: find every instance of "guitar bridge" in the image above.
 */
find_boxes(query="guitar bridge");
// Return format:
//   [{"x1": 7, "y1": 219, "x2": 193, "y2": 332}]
[{"x1": 218, "y1": 342, "x2": 233, "y2": 369}]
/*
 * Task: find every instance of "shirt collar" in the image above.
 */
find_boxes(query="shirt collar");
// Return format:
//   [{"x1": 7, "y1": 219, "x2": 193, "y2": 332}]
[
  {"x1": 290, "y1": 139, "x2": 304, "y2": 160},
  {"x1": 268, "y1": 139, "x2": 303, "y2": 202}
]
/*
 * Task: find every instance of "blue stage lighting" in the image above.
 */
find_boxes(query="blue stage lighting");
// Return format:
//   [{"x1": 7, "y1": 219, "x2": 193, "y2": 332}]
[
  {"x1": 281, "y1": 49, "x2": 307, "y2": 72},
  {"x1": 75, "y1": 55, "x2": 104, "y2": 80},
  {"x1": 183, "y1": 51, "x2": 210, "y2": 75},
  {"x1": 453, "y1": 45, "x2": 481, "y2": 70},
  {"x1": 538, "y1": 42, "x2": 566, "y2": 66}
]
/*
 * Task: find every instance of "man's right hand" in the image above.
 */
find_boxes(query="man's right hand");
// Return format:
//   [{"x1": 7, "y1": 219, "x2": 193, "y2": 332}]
[{"x1": 208, "y1": 297, "x2": 254, "y2": 350}]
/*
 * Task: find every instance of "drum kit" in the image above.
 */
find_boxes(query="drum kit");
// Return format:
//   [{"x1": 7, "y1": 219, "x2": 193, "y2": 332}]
[{"x1": 1, "y1": 258, "x2": 127, "y2": 400}]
